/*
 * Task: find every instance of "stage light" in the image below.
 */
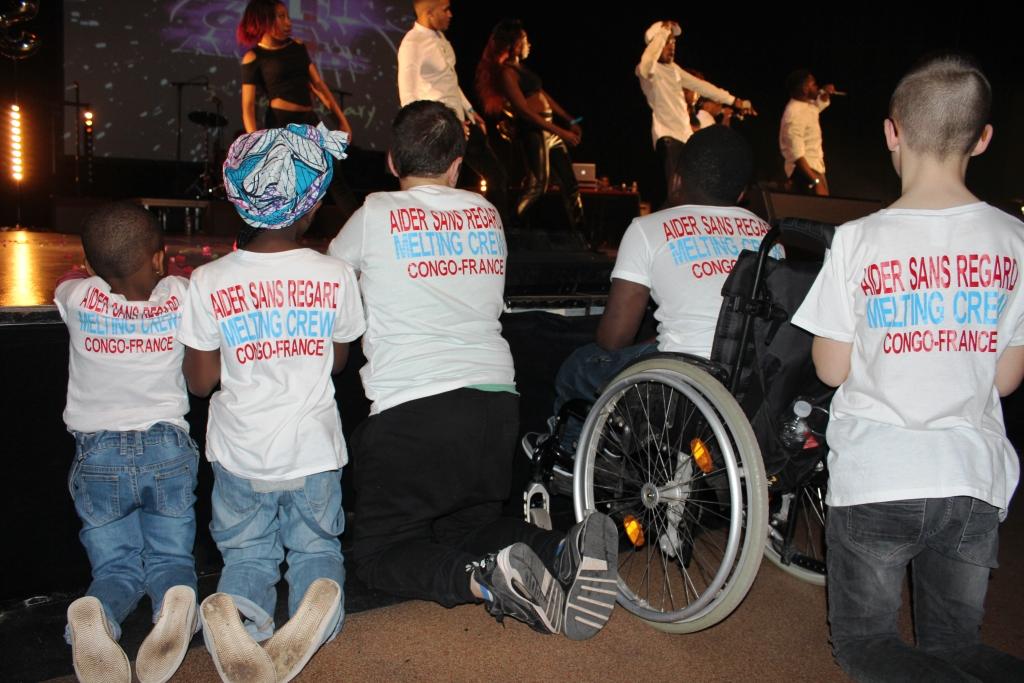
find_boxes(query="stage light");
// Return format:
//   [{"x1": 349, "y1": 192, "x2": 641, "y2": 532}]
[
  {"x1": 8, "y1": 104, "x2": 25, "y2": 183},
  {"x1": 83, "y1": 110, "x2": 95, "y2": 185}
]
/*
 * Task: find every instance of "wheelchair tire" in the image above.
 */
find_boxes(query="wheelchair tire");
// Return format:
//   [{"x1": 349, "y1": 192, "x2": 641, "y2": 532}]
[
  {"x1": 572, "y1": 357, "x2": 768, "y2": 633},
  {"x1": 764, "y1": 480, "x2": 827, "y2": 587}
]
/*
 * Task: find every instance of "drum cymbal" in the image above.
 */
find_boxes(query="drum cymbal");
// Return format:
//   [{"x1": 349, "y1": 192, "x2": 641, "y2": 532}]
[{"x1": 188, "y1": 110, "x2": 228, "y2": 128}]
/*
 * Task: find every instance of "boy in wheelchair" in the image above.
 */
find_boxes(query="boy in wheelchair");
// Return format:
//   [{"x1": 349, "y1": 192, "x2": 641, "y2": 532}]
[
  {"x1": 793, "y1": 54, "x2": 1024, "y2": 680},
  {"x1": 551, "y1": 125, "x2": 781, "y2": 421}
]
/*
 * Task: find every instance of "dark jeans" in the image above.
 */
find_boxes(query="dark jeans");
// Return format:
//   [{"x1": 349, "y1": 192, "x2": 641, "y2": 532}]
[
  {"x1": 655, "y1": 136, "x2": 685, "y2": 209},
  {"x1": 551, "y1": 341, "x2": 658, "y2": 449},
  {"x1": 349, "y1": 389, "x2": 563, "y2": 607},
  {"x1": 516, "y1": 126, "x2": 584, "y2": 231},
  {"x1": 463, "y1": 125, "x2": 510, "y2": 227},
  {"x1": 827, "y1": 497, "x2": 1024, "y2": 682}
]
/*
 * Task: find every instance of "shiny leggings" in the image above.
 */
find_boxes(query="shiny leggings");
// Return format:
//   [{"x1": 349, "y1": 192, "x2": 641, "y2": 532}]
[{"x1": 515, "y1": 116, "x2": 583, "y2": 230}]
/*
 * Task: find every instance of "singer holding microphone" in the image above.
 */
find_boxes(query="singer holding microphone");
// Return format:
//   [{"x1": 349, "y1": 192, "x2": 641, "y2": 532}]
[{"x1": 779, "y1": 69, "x2": 841, "y2": 196}]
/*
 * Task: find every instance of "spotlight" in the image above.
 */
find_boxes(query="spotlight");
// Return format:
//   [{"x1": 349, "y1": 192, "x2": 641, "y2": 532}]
[{"x1": 8, "y1": 104, "x2": 25, "y2": 183}]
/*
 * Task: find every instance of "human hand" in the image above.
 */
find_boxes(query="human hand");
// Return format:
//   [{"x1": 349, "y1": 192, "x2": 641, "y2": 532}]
[
  {"x1": 471, "y1": 110, "x2": 487, "y2": 134},
  {"x1": 734, "y1": 98, "x2": 757, "y2": 116},
  {"x1": 560, "y1": 127, "x2": 581, "y2": 146}
]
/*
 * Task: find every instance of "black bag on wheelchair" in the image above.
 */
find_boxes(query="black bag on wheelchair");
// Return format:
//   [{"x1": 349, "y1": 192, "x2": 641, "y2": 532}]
[{"x1": 710, "y1": 219, "x2": 835, "y2": 492}]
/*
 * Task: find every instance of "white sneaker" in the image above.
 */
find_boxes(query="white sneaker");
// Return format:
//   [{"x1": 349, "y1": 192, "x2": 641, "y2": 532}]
[
  {"x1": 263, "y1": 578, "x2": 342, "y2": 683},
  {"x1": 67, "y1": 596, "x2": 130, "y2": 683},
  {"x1": 200, "y1": 593, "x2": 275, "y2": 683},
  {"x1": 136, "y1": 585, "x2": 198, "y2": 683}
]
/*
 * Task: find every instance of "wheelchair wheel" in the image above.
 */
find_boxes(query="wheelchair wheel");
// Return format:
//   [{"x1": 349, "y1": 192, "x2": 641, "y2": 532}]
[
  {"x1": 764, "y1": 473, "x2": 827, "y2": 586},
  {"x1": 573, "y1": 357, "x2": 768, "y2": 633}
]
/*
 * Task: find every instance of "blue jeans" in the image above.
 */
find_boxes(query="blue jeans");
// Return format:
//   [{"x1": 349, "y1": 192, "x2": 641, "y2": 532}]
[
  {"x1": 827, "y1": 496, "x2": 1024, "y2": 682},
  {"x1": 210, "y1": 463, "x2": 345, "y2": 643},
  {"x1": 66, "y1": 422, "x2": 199, "y2": 642},
  {"x1": 552, "y1": 341, "x2": 658, "y2": 448}
]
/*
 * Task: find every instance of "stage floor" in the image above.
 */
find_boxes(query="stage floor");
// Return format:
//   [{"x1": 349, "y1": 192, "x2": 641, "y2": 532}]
[{"x1": 0, "y1": 229, "x2": 244, "y2": 309}]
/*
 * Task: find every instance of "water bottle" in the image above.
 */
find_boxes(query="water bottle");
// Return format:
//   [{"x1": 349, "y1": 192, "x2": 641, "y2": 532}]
[{"x1": 778, "y1": 398, "x2": 813, "y2": 450}]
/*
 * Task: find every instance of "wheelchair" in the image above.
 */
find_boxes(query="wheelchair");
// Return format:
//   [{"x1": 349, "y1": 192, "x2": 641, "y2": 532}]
[{"x1": 523, "y1": 218, "x2": 836, "y2": 632}]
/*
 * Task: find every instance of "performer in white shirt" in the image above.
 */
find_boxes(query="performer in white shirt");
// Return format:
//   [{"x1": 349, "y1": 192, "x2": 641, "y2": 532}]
[
  {"x1": 779, "y1": 69, "x2": 837, "y2": 196},
  {"x1": 397, "y1": 0, "x2": 509, "y2": 223},
  {"x1": 637, "y1": 20, "x2": 754, "y2": 208}
]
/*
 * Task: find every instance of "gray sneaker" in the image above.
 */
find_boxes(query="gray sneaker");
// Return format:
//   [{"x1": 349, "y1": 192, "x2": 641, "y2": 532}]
[
  {"x1": 469, "y1": 542, "x2": 565, "y2": 635},
  {"x1": 556, "y1": 511, "x2": 618, "y2": 640}
]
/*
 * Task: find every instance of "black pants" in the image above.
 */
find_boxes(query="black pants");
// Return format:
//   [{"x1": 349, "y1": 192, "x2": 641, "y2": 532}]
[
  {"x1": 516, "y1": 126, "x2": 584, "y2": 231},
  {"x1": 463, "y1": 125, "x2": 511, "y2": 227},
  {"x1": 785, "y1": 167, "x2": 828, "y2": 195},
  {"x1": 656, "y1": 136, "x2": 685, "y2": 209},
  {"x1": 265, "y1": 108, "x2": 359, "y2": 216},
  {"x1": 349, "y1": 389, "x2": 563, "y2": 607}
]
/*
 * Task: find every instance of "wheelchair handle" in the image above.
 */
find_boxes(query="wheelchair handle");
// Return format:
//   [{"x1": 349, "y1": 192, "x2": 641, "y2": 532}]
[{"x1": 729, "y1": 217, "x2": 835, "y2": 394}]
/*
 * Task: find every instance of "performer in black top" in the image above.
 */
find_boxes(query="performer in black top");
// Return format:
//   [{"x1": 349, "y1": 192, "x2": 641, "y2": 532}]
[
  {"x1": 236, "y1": 0, "x2": 357, "y2": 217},
  {"x1": 476, "y1": 20, "x2": 584, "y2": 234},
  {"x1": 237, "y1": 0, "x2": 353, "y2": 136}
]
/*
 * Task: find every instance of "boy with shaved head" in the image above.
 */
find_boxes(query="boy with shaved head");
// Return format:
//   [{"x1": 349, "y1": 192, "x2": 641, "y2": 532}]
[{"x1": 793, "y1": 54, "x2": 1024, "y2": 680}]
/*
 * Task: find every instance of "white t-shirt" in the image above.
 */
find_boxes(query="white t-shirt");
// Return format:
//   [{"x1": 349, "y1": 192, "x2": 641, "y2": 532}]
[
  {"x1": 636, "y1": 25, "x2": 734, "y2": 147},
  {"x1": 792, "y1": 203, "x2": 1024, "y2": 512},
  {"x1": 779, "y1": 97, "x2": 830, "y2": 177},
  {"x1": 56, "y1": 275, "x2": 190, "y2": 433},
  {"x1": 177, "y1": 249, "x2": 365, "y2": 481},
  {"x1": 612, "y1": 204, "x2": 781, "y2": 358},
  {"x1": 328, "y1": 185, "x2": 515, "y2": 414}
]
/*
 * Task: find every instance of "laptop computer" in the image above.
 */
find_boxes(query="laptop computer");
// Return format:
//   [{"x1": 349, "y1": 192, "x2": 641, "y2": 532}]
[{"x1": 572, "y1": 162, "x2": 597, "y2": 189}]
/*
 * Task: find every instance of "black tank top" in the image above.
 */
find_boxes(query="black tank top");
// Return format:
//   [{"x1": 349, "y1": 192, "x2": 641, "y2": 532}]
[
  {"x1": 241, "y1": 40, "x2": 313, "y2": 106},
  {"x1": 508, "y1": 64, "x2": 542, "y2": 98}
]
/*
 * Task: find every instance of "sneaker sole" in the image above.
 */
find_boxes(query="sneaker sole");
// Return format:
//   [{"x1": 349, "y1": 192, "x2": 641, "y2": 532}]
[
  {"x1": 264, "y1": 578, "x2": 342, "y2": 683},
  {"x1": 200, "y1": 593, "x2": 276, "y2": 683},
  {"x1": 499, "y1": 543, "x2": 565, "y2": 635},
  {"x1": 564, "y1": 513, "x2": 619, "y2": 640},
  {"x1": 67, "y1": 597, "x2": 131, "y2": 683},
  {"x1": 136, "y1": 585, "x2": 198, "y2": 683}
]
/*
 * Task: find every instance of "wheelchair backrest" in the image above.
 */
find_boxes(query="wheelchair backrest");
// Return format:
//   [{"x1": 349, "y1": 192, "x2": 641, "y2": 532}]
[{"x1": 710, "y1": 218, "x2": 835, "y2": 488}]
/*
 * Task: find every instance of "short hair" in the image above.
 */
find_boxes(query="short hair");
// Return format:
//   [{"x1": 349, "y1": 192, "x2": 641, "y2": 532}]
[
  {"x1": 390, "y1": 100, "x2": 466, "y2": 178},
  {"x1": 785, "y1": 69, "x2": 812, "y2": 99},
  {"x1": 81, "y1": 202, "x2": 162, "y2": 280},
  {"x1": 237, "y1": 0, "x2": 281, "y2": 46},
  {"x1": 678, "y1": 126, "x2": 753, "y2": 205},
  {"x1": 889, "y1": 53, "x2": 991, "y2": 159}
]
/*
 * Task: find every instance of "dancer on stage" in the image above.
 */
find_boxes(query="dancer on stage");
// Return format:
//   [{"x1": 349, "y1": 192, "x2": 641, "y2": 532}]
[
  {"x1": 398, "y1": 1, "x2": 510, "y2": 223},
  {"x1": 476, "y1": 19, "x2": 585, "y2": 235},
  {"x1": 637, "y1": 20, "x2": 754, "y2": 207},
  {"x1": 237, "y1": 0, "x2": 352, "y2": 135}
]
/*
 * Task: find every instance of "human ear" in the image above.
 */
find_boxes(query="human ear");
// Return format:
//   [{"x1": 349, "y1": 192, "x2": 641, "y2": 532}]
[
  {"x1": 446, "y1": 157, "x2": 463, "y2": 187},
  {"x1": 883, "y1": 118, "x2": 899, "y2": 152},
  {"x1": 151, "y1": 250, "x2": 165, "y2": 276},
  {"x1": 970, "y1": 124, "x2": 993, "y2": 157}
]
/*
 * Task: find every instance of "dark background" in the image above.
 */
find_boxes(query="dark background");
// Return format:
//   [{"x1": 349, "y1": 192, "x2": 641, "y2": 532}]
[{"x1": 1, "y1": 3, "x2": 1022, "y2": 227}]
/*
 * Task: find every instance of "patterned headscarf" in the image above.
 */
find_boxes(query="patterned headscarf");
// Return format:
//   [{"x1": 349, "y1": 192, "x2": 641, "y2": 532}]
[{"x1": 223, "y1": 123, "x2": 349, "y2": 229}]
